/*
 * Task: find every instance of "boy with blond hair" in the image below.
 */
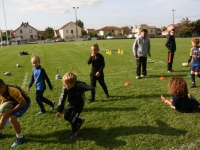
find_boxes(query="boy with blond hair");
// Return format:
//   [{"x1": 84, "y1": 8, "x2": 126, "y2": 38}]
[
  {"x1": 185, "y1": 38, "x2": 200, "y2": 88},
  {"x1": 28, "y1": 56, "x2": 55, "y2": 115},
  {"x1": 55, "y1": 72, "x2": 95, "y2": 140},
  {"x1": 0, "y1": 79, "x2": 30, "y2": 148}
]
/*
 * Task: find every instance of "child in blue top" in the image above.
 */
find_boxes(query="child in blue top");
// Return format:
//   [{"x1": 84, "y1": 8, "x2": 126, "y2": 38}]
[
  {"x1": 28, "y1": 56, "x2": 55, "y2": 115},
  {"x1": 185, "y1": 38, "x2": 200, "y2": 88},
  {"x1": 161, "y1": 76, "x2": 200, "y2": 113}
]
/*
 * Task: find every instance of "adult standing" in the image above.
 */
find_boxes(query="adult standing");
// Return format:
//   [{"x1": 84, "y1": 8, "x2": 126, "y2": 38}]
[
  {"x1": 133, "y1": 29, "x2": 151, "y2": 79},
  {"x1": 165, "y1": 29, "x2": 176, "y2": 73}
]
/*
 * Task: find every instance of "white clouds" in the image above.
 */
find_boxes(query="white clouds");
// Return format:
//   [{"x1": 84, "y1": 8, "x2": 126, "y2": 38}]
[{"x1": 10, "y1": 0, "x2": 102, "y2": 13}]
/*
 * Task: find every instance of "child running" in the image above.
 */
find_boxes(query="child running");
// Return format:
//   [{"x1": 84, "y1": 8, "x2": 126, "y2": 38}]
[
  {"x1": 55, "y1": 72, "x2": 95, "y2": 140},
  {"x1": 28, "y1": 56, "x2": 55, "y2": 115},
  {"x1": 161, "y1": 76, "x2": 200, "y2": 113},
  {"x1": 87, "y1": 43, "x2": 109, "y2": 103},
  {"x1": 0, "y1": 79, "x2": 30, "y2": 148}
]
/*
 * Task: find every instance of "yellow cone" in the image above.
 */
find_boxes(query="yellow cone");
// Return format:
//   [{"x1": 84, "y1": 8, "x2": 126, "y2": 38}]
[
  {"x1": 121, "y1": 49, "x2": 124, "y2": 54},
  {"x1": 118, "y1": 49, "x2": 121, "y2": 54}
]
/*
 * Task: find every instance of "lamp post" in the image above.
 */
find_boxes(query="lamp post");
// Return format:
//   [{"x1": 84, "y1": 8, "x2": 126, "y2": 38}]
[
  {"x1": 2, "y1": 0, "x2": 9, "y2": 46},
  {"x1": 0, "y1": 27, "x2": 2, "y2": 49},
  {"x1": 172, "y1": 9, "x2": 176, "y2": 25},
  {"x1": 73, "y1": 7, "x2": 78, "y2": 39}
]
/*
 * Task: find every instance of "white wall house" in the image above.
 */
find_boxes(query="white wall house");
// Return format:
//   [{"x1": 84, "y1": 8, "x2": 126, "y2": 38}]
[
  {"x1": 55, "y1": 22, "x2": 81, "y2": 41},
  {"x1": 97, "y1": 26, "x2": 123, "y2": 37},
  {"x1": 14, "y1": 22, "x2": 38, "y2": 40}
]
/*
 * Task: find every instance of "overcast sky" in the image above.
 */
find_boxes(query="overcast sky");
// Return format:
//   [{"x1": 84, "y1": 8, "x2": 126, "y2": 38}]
[{"x1": 0, "y1": 0, "x2": 199, "y2": 31}]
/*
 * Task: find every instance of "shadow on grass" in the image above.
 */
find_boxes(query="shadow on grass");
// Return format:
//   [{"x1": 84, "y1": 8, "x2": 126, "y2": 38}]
[
  {"x1": 98, "y1": 94, "x2": 163, "y2": 102},
  {"x1": 149, "y1": 74, "x2": 189, "y2": 78},
  {"x1": 84, "y1": 106, "x2": 137, "y2": 112},
  {"x1": 25, "y1": 120, "x2": 187, "y2": 149}
]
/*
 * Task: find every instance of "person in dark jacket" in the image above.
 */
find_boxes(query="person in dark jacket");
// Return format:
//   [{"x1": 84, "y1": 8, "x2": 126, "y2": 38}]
[
  {"x1": 165, "y1": 28, "x2": 176, "y2": 73},
  {"x1": 87, "y1": 43, "x2": 109, "y2": 103},
  {"x1": 28, "y1": 56, "x2": 55, "y2": 115},
  {"x1": 55, "y1": 72, "x2": 95, "y2": 140}
]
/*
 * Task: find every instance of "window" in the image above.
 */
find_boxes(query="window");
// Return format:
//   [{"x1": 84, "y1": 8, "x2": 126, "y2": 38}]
[
  {"x1": 66, "y1": 30, "x2": 68, "y2": 33},
  {"x1": 29, "y1": 29, "x2": 32, "y2": 33},
  {"x1": 71, "y1": 24, "x2": 73, "y2": 27},
  {"x1": 20, "y1": 30, "x2": 23, "y2": 33},
  {"x1": 71, "y1": 30, "x2": 73, "y2": 34},
  {"x1": 151, "y1": 30, "x2": 153, "y2": 33},
  {"x1": 30, "y1": 35, "x2": 33, "y2": 39}
]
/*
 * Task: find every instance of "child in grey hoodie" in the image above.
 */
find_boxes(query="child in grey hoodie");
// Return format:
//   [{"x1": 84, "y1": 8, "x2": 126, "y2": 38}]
[{"x1": 133, "y1": 29, "x2": 151, "y2": 79}]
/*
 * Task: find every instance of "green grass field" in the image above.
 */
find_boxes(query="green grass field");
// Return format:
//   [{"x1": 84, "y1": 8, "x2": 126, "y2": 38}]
[{"x1": 1, "y1": 38, "x2": 200, "y2": 150}]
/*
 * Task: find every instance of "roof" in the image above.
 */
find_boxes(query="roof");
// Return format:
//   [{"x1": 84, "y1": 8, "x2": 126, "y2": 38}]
[
  {"x1": 97, "y1": 26, "x2": 122, "y2": 31},
  {"x1": 14, "y1": 22, "x2": 38, "y2": 32},
  {"x1": 168, "y1": 24, "x2": 181, "y2": 28},
  {"x1": 59, "y1": 21, "x2": 81, "y2": 30}
]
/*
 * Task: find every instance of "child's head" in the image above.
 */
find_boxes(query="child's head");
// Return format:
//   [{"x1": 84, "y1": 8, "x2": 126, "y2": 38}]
[
  {"x1": 91, "y1": 43, "x2": 100, "y2": 55},
  {"x1": 170, "y1": 29, "x2": 175, "y2": 35},
  {"x1": 141, "y1": 29, "x2": 148, "y2": 38},
  {"x1": 191, "y1": 38, "x2": 199, "y2": 47},
  {"x1": 31, "y1": 56, "x2": 40, "y2": 68},
  {"x1": 168, "y1": 77, "x2": 188, "y2": 97},
  {"x1": 62, "y1": 72, "x2": 77, "y2": 89},
  {"x1": 0, "y1": 79, "x2": 6, "y2": 95}
]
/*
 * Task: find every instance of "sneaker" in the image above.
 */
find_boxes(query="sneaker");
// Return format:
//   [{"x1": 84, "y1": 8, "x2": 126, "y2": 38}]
[
  {"x1": 168, "y1": 70, "x2": 172, "y2": 73},
  {"x1": 37, "y1": 111, "x2": 46, "y2": 115},
  {"x1": 190, "y1": 83, "x2": 196, "y2": 88},
  {"x1": 77, "y1": 118, "x2": 85, "y2": 131},
  {"x1": 10, "y1": 136, "x2": 26, "y2": 148},
  {"x1": 50, "y1": 101, "x2": 55, "y2": 110},
  {"x1": 70, "y1": 132, "x2": 78, "y2": 140},
  {"x1": 105, "y1": 94, "x2": 110, "y2": 99},
  {"x1": 88, "y1": 99, "x2": 95, "y2": 103},
  {"x1": 141, "y1": 75, "x2": 150, "y2": 78},
  {"x1": 136, "y1": 76, "x2": 140, "y2": 79}
]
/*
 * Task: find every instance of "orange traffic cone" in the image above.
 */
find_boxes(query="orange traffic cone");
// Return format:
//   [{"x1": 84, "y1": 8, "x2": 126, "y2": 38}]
[
  {"x1": 124, "y1": 82, "x2": 131, "y2": 86},
  {"x1": 159, "y1": 76, "x2": 165, "y2": 80}
]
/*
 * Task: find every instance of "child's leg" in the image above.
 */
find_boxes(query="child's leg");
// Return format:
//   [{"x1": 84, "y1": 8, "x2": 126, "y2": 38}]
[
  {"x1": 67, "y1": 105, "x2": 84, "y2": 133},
  {"x1": 136, "y1": 57, "x2": 141, "y2": 76},
  {"x1": 97, "y1": 75, "x2": 109, "y2": 97},
  {"x1": 0, "y1": 114, "x2": 10, "y2": 132},
  {"x1": 36, "y1": 90, "x2": 46, "y2": 112},
  {"x1": 188, "y1": 94, "x2": 200, "y2": 107},
  {"x1": 161, "y1": 95, "x2": 175, "y2": 109},
  {"x1": 41, "y1": 95, "x2": 54, "y2": 107},
  {"x1": 10, "y1": 102, "x2": 30, "y2": 135},
  {"x1": 90, "y1": 74, "x2": 97, "y2": 100}
]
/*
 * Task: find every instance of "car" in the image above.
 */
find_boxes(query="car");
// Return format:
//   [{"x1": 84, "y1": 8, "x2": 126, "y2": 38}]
[
  {"x1": 55, "y1": 38, "x2": 63, "y2": 42},
  {"x1": 127, "y1": 34, "x2": 135, "y2": 39},
  {"x1": 45, "y1": 38, "x2": 53, "y2": 43},
  {"x1": 106, "y1": 36, "x2": 114, "y2": 39},
  {"x1": 0, "y1": 40, "x2": 10, "y2": 46}
]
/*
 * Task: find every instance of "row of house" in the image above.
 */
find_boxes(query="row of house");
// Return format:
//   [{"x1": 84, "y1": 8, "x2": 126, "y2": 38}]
[{"x1": 10, "y1": 22, "x2": 180, "y2": 41}]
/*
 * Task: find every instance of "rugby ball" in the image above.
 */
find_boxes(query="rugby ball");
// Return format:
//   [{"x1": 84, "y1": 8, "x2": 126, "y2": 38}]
[
  {"x1": 182, "y1": 62, "x2": 188, "y2": 67},
  {"x1": 0, "y1": 102, "x2": 14, "y2": 114},
  {"x1": 5, "y1": 72, "x2": 11, "y2": 76}
]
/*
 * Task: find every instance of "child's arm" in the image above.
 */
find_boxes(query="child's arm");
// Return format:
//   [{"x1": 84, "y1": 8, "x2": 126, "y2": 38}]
[
  {"x1": 42, "y1": 68, "x2": 53, "y2": 90},
  {"x1": 27, "y1": 70, "x2": 34, "y2": 90},
  {"x1": 87, "y1": 55, "x2": 93, "y2": 64},
  {"x1": 97, "y1": 55, "x2": 105, "y2": 73},
  {"x1": 57, "y1": 87, "x2": 67, "y2": 113}
]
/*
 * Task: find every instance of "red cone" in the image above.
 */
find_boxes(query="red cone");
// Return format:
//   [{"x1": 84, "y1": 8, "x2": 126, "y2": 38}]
[
  {"x1": 159, "y1": 76, "x2": 165, "y2": 80},
  {"x1": 124, "y1": 82, "x2": 131, "y2": 86}
]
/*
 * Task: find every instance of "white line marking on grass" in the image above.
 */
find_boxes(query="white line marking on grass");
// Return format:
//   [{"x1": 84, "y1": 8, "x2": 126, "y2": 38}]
[
  {"x1": 21, "y1": 72, "x2": 28, "y2": 89},
  {"x1": 30, "y1": 53, "x2": 34, "y2": 58}
]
